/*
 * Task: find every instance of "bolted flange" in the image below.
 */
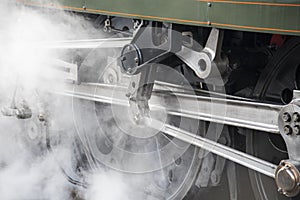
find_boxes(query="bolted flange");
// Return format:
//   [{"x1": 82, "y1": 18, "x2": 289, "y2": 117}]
[
  {"x1": 277, "y1": 101, "x2": 300, "y2": 197},
  {"x1": 278, "y1": 104, "x2": 300, "y2": 136},
  {"x1": 119, "y1": 43, "x2": 142, "y2": 75}
]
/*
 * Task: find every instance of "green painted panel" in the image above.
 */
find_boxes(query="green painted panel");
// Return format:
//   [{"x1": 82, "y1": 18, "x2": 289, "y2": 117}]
[
  {"x1": 18, "y1": 0, "x2": 300, "y2": 36},
  {"x1": 19, "y1": 0, "x2": 84, "y2": 9},
  {"x1": 85, "y1": 0, "x2": 205, "y2": 22},
  {"x1": 204, "y1": 2, "x2": 300, "y2": 35},
  {"x1": 60, "y1": 0, "x2": 84, "y2": 8}
]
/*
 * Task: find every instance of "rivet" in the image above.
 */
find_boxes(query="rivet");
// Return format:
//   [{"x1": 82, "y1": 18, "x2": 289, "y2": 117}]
[
  {"x1": 38, "y1": 113, "x2": 45, "y2": 122},
  {"x1": 134, "y1": 57, "x2": 139, "y2": 64}
]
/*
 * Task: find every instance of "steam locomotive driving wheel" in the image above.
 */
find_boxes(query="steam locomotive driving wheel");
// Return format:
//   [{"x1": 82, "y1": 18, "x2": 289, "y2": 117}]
[
  {"x1": 44, "y1": 25, "x2": 300, "y2": 199},
  {"x1": 67, "y1": 46, "x2": 205, "y2": 199},
  {"x1": 247, "y1": 37, "x2": 300, "y2": 200}
]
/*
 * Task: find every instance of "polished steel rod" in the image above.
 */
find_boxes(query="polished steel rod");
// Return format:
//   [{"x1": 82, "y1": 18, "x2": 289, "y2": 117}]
[
  {"x1": 58, "y1": 82, "x2": 283, "y2": 133},
  {"x1": 161, "y1": 123, "x2": 277, "y2": 178},
  {"x1": 39, "y1": 37, "x2": 132, "y2": 49}
]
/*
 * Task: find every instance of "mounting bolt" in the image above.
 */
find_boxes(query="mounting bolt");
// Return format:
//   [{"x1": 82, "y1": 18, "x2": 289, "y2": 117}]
[
  {"x1": 283, "y1": 112, "x2": 291, "y2": 122},
  {"x1": 210, "y1": 171, "x2": 220, "y2": 185},
  {"x1": 174, "y1": 157, "x2": 182, "y2": 166},
  {"x1": 293, "y1": 112, "x2": 300, "y2": 122},
  {"x1": 131, "y1": 81, "x2": 136, "y2": 88},
  {"x1": 38, "y1": 113, "x2": 45, "y2": 122},
  {"x1": 121, "y1": 56, "x2": 126, "y2": 61},
  {"x1": 294, "y1": 125, "x2": 300, "y2": 135},
  {"x1": 134, "y1": 57, "x2": 139, "y2": 64},
  {"x1": 207, "y1": 2, "x2": 212, "y2": 7},
  {"x1": 127, "y1": 68, "x2": 133, "y2": 74},
  {"x1": 284, "y1": 125, "x2": 293, "y2": 135},
  {"x1": 285, "y1": 165, "x2": 291, "y2": 170}
]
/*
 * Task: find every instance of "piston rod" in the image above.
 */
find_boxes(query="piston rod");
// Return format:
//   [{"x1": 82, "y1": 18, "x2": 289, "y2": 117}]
[
  {"x1": 57, "y1": 82, "x2": 280, "y2": 178},
  {"x1": 159, "y1": 123, "x2": 277, "y2": 178},
  {"x1": 58, "y1": 82, "x2": 283, "y2": 133},
  {"x1": 39, "y1": 37, "x2": 132, "y2": 49}
]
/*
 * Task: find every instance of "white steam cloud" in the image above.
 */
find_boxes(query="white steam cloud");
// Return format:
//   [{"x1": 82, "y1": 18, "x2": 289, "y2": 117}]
[
  {"x1": 0, "y1": 2, "x2": 199, "y2": 200},
  {"x1": 0, "y1": 1, "x2": 124, "y2": 200}
]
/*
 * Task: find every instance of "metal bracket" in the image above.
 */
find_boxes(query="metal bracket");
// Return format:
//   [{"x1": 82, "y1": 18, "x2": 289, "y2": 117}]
[
  {"x1": 278, "y1": 102, "x2": 300, "y2": 161},
  {"x1": 195, "y1": 126, "x2": 231, "y2": 187},
  {"x1": 276, "y1": 92, "x2": 300, "y2": 197},
  {"x1": 126, "y1": 64, "x2": 157, "y2": 124},
  {"x1": 119, "y1": 22, "x2": 180, "y2": 75},
  {"x1": 1, "y1": 86, "x2": 32, "y2": 119},
  {"x1": 120, "y1": 22, "x2": 180, "y2": 123},
  {"x1": 50, "y1": 59, "x2": 78, "y2": 83},
  {"x1": 176, "y1": 28, "x2": 229, "y2": 81},
  {"x1": 133, "y1": 19, "x2": 143, "y2": 36},
  {"x1": 103, "y1": 17, "x2": 112, "y2": 32},
  {"x1": 1, "y1": 100, "x2": 32, "y2": 119}
]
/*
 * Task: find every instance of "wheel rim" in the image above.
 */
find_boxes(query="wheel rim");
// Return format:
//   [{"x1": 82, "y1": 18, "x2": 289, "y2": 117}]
[
  {"x1": 247, "y1": 37, "x2": 300, "y2": 200},
  {"x1": 63, "y1": 46, "x2": 203, "y2": 199}
]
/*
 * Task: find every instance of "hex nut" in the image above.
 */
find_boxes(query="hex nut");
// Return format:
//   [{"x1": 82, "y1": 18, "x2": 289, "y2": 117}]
[
  {"x1": 294, "y1": 125, "x2": 300, "y2": 135},
  {"x1": 283, "y1": 112, "x2": 291, "y2": 123},
  {"x1": 284, "y1": 125, "x2": 293, "y2": 135},
  {"x1": 293, "y1": 112, "x2": 300, "y2": 123}
]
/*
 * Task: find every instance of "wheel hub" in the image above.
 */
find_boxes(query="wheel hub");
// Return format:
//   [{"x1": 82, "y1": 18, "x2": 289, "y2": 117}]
[{"x1": 275, "y1": 160, "x2": 300, "y2": 197}]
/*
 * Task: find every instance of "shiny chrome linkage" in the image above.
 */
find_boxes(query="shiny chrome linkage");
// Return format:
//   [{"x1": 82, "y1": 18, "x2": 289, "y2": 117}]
[
  {"x1": 60, "y1": 82, "x2": 282, "y2": 133},
  {"x1": 11, "y1": 31, "x2": 300, "y2": 196},
  {"x1": 58, "y1": 82, "x2": 300, "y2": 197},
  {"x1": 40, "y1": 37, "x2": 132, "y2": 49}
]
